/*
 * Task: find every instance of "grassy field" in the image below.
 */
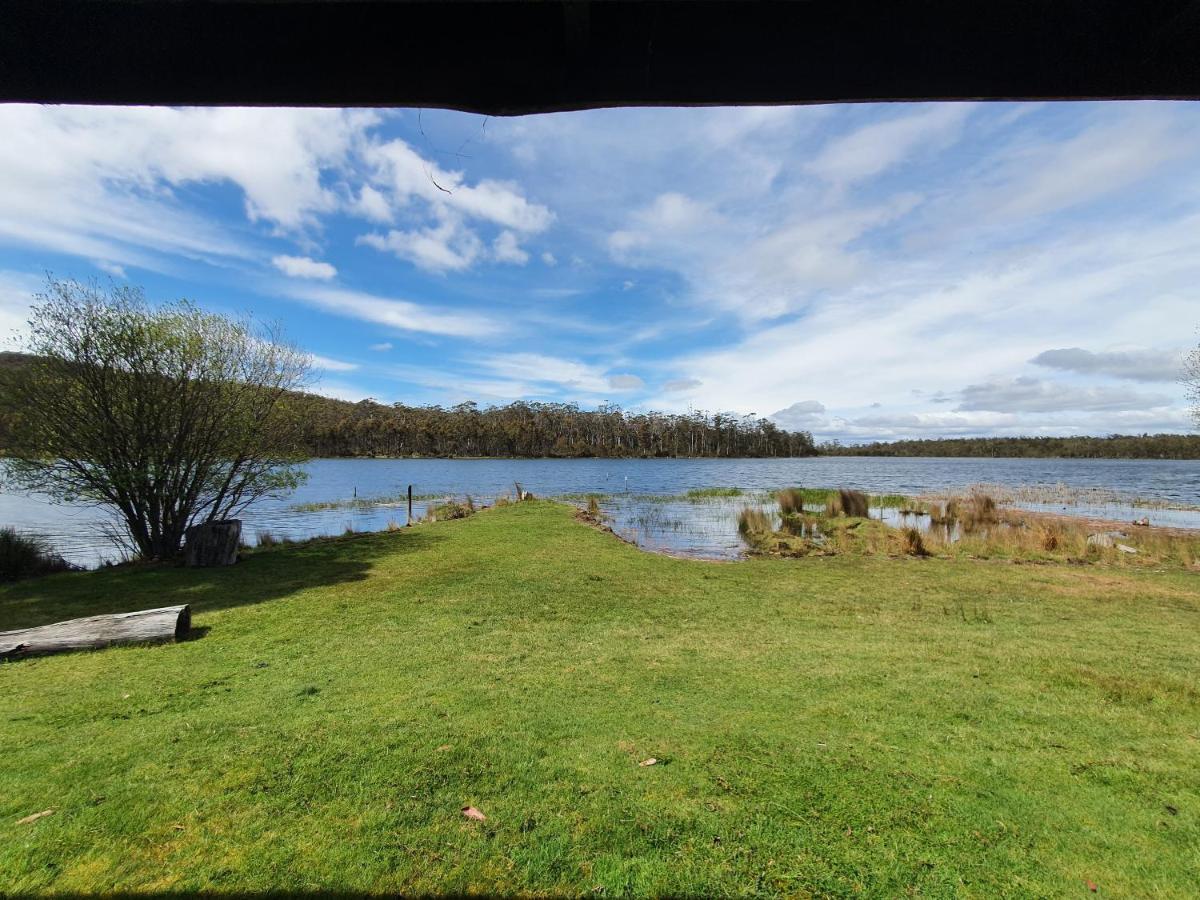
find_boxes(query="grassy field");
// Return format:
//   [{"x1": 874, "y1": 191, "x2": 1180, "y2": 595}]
[{"x1": 2, "y1": 502, "x2": 1198, "y2": 896}]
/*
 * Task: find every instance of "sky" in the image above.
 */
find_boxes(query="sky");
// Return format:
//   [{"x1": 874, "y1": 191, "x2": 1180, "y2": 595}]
[{"x1": 0, "y1": 101, "x2": 1195, "y2": 442}]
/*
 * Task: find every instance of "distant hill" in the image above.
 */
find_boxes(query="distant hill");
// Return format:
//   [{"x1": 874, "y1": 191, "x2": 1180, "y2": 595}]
[{"x1": 819, "y1": 434, "x2": 1200, "y2": 460}]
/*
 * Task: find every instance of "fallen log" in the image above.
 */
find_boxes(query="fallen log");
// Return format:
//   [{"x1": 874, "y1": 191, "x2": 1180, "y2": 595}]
[{"x1": 0, "y1": 605, "x2": 191, "y2": 661}]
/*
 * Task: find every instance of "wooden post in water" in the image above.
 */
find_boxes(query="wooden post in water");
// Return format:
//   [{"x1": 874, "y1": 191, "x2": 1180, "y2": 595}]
[{"x1": 407, "y1": 484, "x2": 413, "y2": 526}]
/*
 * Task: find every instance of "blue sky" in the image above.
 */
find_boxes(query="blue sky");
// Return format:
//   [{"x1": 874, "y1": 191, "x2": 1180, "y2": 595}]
[{"x1": 0, "y1": 101, "x2": 1195, "y2": 441}]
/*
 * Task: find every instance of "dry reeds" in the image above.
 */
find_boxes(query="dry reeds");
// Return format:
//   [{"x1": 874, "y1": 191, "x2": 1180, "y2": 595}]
[
  {"x1": 826, "y1": 488, "x2": 869, "y2": 518},
  {"x1": 899, "y1": 526, "x2": 928, "y2": 557},
  {"x1": 737, "y1": 507, "x2": 773, "y2": 542},
  {"x1": 777, "y1": 487, "x2": 806, "y2": 516}
]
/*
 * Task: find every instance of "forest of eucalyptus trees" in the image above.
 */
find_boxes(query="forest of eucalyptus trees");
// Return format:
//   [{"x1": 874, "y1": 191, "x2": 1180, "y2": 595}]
[{"x1": 286, "y1": 395, "x2": 818, "y2": 458}]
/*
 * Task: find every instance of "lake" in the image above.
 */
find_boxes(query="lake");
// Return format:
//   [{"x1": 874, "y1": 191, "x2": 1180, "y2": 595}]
[{"x1": 2, "y1": 456, "x2": 1197, "y2": 566}]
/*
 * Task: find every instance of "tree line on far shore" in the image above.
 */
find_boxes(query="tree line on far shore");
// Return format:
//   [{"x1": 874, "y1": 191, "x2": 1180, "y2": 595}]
[
  {"x1": 4, "y1": 348, "x2": 1199, "y2": 460},
  {"x1": 283, "y1": 394, "x2": 817, "y2": 459},
  {"x1": 819, "y1": 434, "x2": 1200, "y2": 460}
]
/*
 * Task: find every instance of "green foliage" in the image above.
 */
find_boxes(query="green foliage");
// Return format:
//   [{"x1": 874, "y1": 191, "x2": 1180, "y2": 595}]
[
  {"x1": 1, "y1": 503, "x2": 1197, "y2": 894},
  {"x1": 0, "y1": 279, "x2": 310, "y2": 560},
  {"x1": 0, "y1": 528, "x2": 74, "y2": 582}
]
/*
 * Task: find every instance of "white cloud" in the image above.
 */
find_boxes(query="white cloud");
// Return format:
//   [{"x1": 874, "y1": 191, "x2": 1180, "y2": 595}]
[
  {"x1": 985, "y1": 111, "x2": 1186, "y2": 221},
  {"x1": 807, "y1": 104, "x2": 975, "y2": 187},
  {"x1": 279, "y1": 283, "x2": 502, "y2": 338},
  {"x1": 356, "y1": 136, "x2": 554, "y2": 272},
  {"x1": 0, "y1": 106, "x2": 378, "y2": 271},
  {"x1": 541, "y1": 251, "x2": 557, "y2": 266},
  {"x1": 957, "y1": 377, "x2": 1171, "y2": 413},
  {"x1": 359, "y1": 217, "x2": 483, "y2": 272},
  {"x1": 369, "y1": 342, "x2": 393, "y2": 352},
  {"x1": 645, "y1": 209, "x2": 1200, "y2": 428},
  {"x1": 94, "y1": 260, "x2": 127, "y2": 278},
  {"x1": 1030, "y1": 347, "x2": 1185, "y2": 383},
  {"x1": 608, "y1": 374, "x2": 644, "y2": 391},
  {"x1": 307, "y1": 353, "x2": 359, "y2": 372},
  {"x1": 0, "y1": 106, "x2": 557, "y2": 281},
  {"x1": 272, "y1": 254, "x2": 337, "y2": 280},
  {"x1": 493, "y1": 230, "x2": 530, "y2": 265},
  {"x1": 663, "y1": 378, "x2": 702, "y2": 393},
  {"x1": 609, "y1": 192, "x2": 718, "y2": 256},
  {"x1": 477, "y1": 353, "x2": 614, "y2": 395},
  {"x1": 353, "y1": 185, "x2": 394, "y2": 224},
  {"x1": 771, "y1": 400, "x2": 827, "y2": 430}
]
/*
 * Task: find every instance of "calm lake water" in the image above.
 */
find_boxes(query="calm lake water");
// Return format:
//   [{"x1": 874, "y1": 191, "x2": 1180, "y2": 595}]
[{"x1": 2, "y1": 456, "x2": 1197, "y2": 566}]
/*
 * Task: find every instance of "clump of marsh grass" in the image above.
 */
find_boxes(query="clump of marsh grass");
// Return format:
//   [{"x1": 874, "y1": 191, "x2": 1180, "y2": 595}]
[
  {"x1": 0, "y1": 528, "x2": 76, "y2": 582},
  {"x1": 776, "y1": 487, "x2": 807, "y2": 516},
  {"x1": 927, "y1": 492, "x2": 1001, "y2": 533},
  {"x1": 1035, "y1": 522, "x2": 1061, "y2": 552},
  {"x1": 779, "y1": 512, "x2": 821, "y2": 538},
  {"x1": 426, "y1": 500, "x2": 474, "y2": 522},
  {"x1": 898, "y1": 526, "x2": 928, "y2": 557},
  {"x1": 826, "y1": 488, "x2": 869, "y2": 518},
  {"x1": 587, "y1": 495, "x2": 603, "y2": 519},
  {"x1": 736, "y1": 507, "x2": 774, "y2": 546}
]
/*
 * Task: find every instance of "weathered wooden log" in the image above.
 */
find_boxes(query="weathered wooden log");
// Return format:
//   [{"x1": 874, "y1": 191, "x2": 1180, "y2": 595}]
[
  {"x1": 184, "y1": 519, "x2": 241, "y2": 567},
  {"x1": 0, "y1": 604, "x2": 191, "y2": 660}
]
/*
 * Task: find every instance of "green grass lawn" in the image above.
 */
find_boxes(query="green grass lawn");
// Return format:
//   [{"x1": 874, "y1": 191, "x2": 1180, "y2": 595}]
[{"x1": 2, "y1": 502, "x2": 1198, "y2": 896}]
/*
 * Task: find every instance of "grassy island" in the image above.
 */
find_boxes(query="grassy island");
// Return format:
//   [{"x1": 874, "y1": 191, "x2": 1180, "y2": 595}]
[{"x1": 2, "y1": 502, "x2": 1198, "y2": 895}]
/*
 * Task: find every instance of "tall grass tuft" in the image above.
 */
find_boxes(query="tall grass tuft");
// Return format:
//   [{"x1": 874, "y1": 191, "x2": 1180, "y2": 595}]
[
  {"x1": 776, "y1": 487, "x2": 806, "y2": 516},
  {"x1": 899, "y1": 526, "x2": 928, "y2": 557},
  {"x1": 826, "y1": 488, "x2": 869, "y2": 518},
  {"x1": 1035, "y1": 522, "x2": 1061, "y2": 552},
  {"x1": 587, "y1": 495, "x2": 602, "y2": 519},
  {"x1": 0, "y1": 528, "x2": 75, "y2": 582},
  {"x1": 737, "y1": 507, "x2": 773, "y2": 544},
  {"x1": 427, "y1": 500, "x2": 474, "y2": 522}
]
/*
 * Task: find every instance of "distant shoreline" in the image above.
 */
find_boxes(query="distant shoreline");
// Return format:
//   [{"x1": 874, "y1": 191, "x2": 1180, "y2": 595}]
[{"x1": 298, "y1": 449, "x2": 1199, "y2": 461}]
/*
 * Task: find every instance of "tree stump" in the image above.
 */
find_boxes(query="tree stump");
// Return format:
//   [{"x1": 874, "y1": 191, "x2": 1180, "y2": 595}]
[
  {"x1": 1, "y1": 605, "x2": 191, "y2": 660},
  {"x1": 184, "y1": 520, "x2": 241, "y2": 567}
]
